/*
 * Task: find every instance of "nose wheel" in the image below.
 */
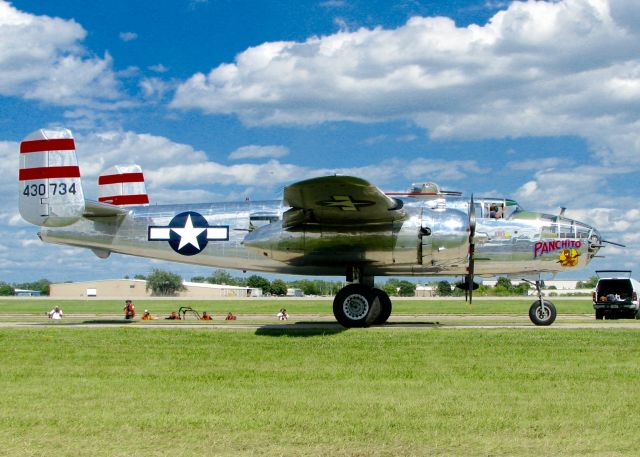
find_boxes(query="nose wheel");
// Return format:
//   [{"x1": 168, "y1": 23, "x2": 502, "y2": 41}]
[
  {"x1": 523, "y1": 278, "x2": 557, "y2": 326},
  {"x1": 529, "y1": 299, "x2": 557, "y2": 326}
]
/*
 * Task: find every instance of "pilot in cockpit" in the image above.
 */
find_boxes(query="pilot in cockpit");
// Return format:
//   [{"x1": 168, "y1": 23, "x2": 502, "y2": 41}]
[{"x1": 490, "y1": 204, "x2": 504, "y2": 219}]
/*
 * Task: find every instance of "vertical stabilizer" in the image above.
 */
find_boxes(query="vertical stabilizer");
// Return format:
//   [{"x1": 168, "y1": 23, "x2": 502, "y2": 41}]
[
  {"x1": 19, "y1": 129, "x2": 85, "y2": 227},
  {"x1": 98, "y1": 165, "x2": 149, "y2": 206}
]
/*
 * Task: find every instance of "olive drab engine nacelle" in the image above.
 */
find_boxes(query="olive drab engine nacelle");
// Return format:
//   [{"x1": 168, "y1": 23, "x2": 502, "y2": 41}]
[{"x1": 19, "y1": 129, "x2": 85, "y2": 227}]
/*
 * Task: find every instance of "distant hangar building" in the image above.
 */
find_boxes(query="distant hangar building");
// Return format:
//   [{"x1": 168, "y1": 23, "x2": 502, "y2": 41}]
[{"x1": 50, "y1": 279, "x2": 262, "y2": 299}]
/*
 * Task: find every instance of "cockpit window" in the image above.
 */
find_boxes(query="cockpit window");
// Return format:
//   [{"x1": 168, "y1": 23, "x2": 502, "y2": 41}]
[
  {"x1": 502, "y1": 203, "x2": 522, "y2": 219},
  {"x1": 478, "y1": 199, "x2": 522, "y2": 220}
]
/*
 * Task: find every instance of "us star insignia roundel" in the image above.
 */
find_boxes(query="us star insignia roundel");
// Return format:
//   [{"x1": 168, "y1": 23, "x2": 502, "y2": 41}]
[{"x1": 148, "y1": 211, "x2": 229, "y2": 256}]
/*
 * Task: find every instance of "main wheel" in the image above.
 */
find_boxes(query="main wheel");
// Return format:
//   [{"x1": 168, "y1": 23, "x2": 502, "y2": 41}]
[
  {"x1": 333, "y1": 284, "x2": 375, "y2": 328},
  {"x1": 595, "y1": 309, "x2": 604, "y2": 320},
  {"x1": 529, "y1": 300, "x2": 557, "y2": 326},
  {"x1": 371, "y1": 288, "x2": 392, "y2": 325}
]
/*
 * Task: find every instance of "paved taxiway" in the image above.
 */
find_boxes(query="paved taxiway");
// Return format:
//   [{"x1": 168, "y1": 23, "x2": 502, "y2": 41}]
[{"x1": 1, "y1": 313, "x2": 640, "y2": 330}]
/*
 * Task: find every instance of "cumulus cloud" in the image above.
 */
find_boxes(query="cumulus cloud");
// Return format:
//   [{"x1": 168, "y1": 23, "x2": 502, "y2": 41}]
[
  {"x1": 514, "y1": 165, "x2": 619, "y2": 210},
  {"x1": 38, "y1": 130, "x2": 483, "y2": 199},
  {"x1": 0, "y1": 1, "x2": 122, "y2": 107},
  {"x1": 171, "y1": 0, "x2": 640, "y2": 166},
  {"x1": 228, "y1": 145, "x2": 290, "y2": 160},
  {"x1": 73, "y1": 130, "x2": 208, "y2": 184},
  {"x1": 139, "y1": 77, "x2": 174, "y2": 101}
]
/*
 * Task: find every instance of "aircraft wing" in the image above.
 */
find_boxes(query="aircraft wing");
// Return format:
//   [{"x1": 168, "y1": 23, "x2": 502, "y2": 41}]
[
  {"x1": 283, "y1": 176, "x2": 405, "y2": 227},
  {"x1": 83, "y1": 200, "x2": 129, "y2": 218}
]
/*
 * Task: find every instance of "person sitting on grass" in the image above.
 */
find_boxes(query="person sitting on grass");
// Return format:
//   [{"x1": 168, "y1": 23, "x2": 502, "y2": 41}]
[
  {"x1": 48, "y1": 305, "x2": 64, "y2": 320},
  {"x1": 165, "y1": 311, "x2": 181, "y2": 320},
  {"x1": 141, "y1": 309, "x2": 154, "y2": 320},
  {"x1": 225, "y1": 312, "x2": 237, "y2": 321},
  {"x1": 201, "y1": 311, "x2": 213, "y2": 320}
]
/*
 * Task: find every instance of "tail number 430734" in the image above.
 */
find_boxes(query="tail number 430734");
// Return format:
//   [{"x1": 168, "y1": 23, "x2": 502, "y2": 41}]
[{"x1": 22, "y1": 183, "x2": 77, "y2": 197}]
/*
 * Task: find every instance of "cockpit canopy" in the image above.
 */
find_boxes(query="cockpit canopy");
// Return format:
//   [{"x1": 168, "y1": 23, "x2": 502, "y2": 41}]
[{"x1": 475, "y1": 198, "x2": 523, "y2": 220}]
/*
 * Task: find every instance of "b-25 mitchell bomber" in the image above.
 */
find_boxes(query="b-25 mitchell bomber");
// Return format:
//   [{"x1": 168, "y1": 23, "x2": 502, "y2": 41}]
[{"x1": 19, "y1": 129, "x2": 606, "y2": 327}]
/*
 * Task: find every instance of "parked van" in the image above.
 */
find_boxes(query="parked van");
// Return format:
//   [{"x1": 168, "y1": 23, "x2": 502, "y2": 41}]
[{"x1": 592, "y1": 270, "x2": 640, "y2": 319}]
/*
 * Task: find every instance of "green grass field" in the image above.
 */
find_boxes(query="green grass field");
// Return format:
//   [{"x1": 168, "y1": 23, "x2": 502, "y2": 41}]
[
  {"x1": 1, "y1": 326, "x2": 639, "y2": 456},
  {"x1": 0, "y1": 297, "x2": 596, "y2": 316}
]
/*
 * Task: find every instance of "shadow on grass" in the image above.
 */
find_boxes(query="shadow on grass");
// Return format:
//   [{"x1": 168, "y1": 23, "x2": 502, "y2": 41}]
[
  {"x1": 255, "y1": 321, "x2": 347, "y2": 337},
  {"x1": 255, "y1": 320, "x2": 444, "y2": 336}
]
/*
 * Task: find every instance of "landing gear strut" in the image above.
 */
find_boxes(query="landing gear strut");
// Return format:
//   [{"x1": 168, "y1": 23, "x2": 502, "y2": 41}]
[
  {"x1": 333, "y1": 267, "x2": 392, "y2": 328},
  {"x1": 524, "y1": 278, "x2": 557, "y2": 326}
]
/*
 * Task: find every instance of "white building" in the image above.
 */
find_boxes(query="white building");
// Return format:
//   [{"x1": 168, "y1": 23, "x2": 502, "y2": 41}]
[
  {"x1": 50, "y1": 279, "x2": 262, "y2": 298},
  {"x1": 481, "y1": 279, "x2": 591, "y2": 296},
  {"x1": 286, "y1": 288, "x2": 305, "y2": 297},
  {"x1": 415, "y1": 285, "x2": 436, "y2": 297}
]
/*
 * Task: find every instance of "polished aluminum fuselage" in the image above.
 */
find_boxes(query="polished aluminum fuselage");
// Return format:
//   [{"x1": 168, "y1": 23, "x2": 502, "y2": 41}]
[{"x1": 40, "y1": 196, "x2": 601, "y2": 278}]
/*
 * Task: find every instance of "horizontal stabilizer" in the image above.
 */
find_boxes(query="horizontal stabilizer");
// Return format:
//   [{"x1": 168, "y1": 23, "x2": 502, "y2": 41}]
[
  {"x1": 19, "y1": 129, "x2": 85, "y2": 227},
  {"x1": 84, "y1": 200, "x2": 129, "y2": 218}
]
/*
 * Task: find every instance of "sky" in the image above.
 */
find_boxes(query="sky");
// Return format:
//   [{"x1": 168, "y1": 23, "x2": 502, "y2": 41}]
[{"x1": 1, "y1": 0, "x2": 639, "y2": 283}]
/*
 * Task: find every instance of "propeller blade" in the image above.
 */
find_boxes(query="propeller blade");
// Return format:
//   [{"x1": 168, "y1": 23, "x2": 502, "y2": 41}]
[
  {"x1": 467, "y1": 194, "x2": 477, "y2": 304},
  {"x1": 468, "y1": 256, "x2": 475, "y2": 304},
  {"x1": 469, "y1": 194, "x2": 476, "y2": 237}
]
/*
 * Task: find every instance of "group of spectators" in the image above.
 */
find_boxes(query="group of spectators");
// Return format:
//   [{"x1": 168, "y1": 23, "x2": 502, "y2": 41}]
[
  {"x1": 126, "y1": 300, "x2": 237, "y2": 321},
  {"x1": 47, "y1": 300, "x2": 290, "y2": 322}
]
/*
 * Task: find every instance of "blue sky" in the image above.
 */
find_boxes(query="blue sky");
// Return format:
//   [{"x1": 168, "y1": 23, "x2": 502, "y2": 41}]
[{"x1": 1, "y1": 0, "x2": 638, "y2": 283}]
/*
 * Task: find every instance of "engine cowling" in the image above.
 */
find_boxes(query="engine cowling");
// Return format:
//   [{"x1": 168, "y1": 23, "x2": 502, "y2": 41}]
[{"x1": 421, "y1": 208, "x2": 469, "y2": 267}]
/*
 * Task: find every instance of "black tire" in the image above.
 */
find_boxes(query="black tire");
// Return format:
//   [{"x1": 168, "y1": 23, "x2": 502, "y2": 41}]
[
  {"x1": 529, "y1": 300, "x2": 557, "y2": 326},
  {"x1": 371, "y1": 288, "x2": 392, "y2": 325},
  {"x1": 595, "y1": 309, "x2": 604, "y2": 320},
  {"x1": 333, "y1": 284, "x2": 375, "y2": 328}
]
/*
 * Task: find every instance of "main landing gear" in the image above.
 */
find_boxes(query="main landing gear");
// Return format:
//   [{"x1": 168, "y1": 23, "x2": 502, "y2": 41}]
[
  {"x1": 524, "y1": 279, "x2": 557, "y2": 326},
  {"x1": 332, "y1": 269, "x2": 392, "y2": 328}
]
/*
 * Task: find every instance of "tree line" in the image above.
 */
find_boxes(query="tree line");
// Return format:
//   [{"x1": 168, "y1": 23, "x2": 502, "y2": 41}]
[
  {"x1": 1, "y1": 270, "x2": 599, "y2": 297},
  {"x1": 129, "y1": 269, "x2": 418, "y2": 297},
  {"x1": 0, "y1": 279, "x2": 51, "y2": 296}
]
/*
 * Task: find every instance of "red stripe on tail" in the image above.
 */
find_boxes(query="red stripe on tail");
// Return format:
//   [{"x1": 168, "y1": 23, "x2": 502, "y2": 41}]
[
  {"x1": 98, "y1": 194, "x2": 150, "y2": 205},
  {"x1": 20, "y1": 139, "x2": 75, "y2": 154},
  {"x1": 19, "y1": 166, "x2": 81, "y2": 181},
  {"x1": 98, "y1": 172, "x2": 145, "y2": 185}
]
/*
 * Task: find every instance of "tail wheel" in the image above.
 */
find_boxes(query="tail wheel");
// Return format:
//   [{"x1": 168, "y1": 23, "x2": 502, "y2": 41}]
[
  {"x1": 371, "y1": 288, "x2": 392, "y2": 325},
  {"x1": 333, "y1": 284, "x2": 374, "y2": 328},
  {"x1": 529, "y1": 300, "x2": 557, "y2": 326}
]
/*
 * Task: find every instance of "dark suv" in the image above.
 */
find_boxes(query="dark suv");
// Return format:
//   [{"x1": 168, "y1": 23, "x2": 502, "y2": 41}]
[{"x1": 592, "y1": 271, "x2": 640, "y2": 320}]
